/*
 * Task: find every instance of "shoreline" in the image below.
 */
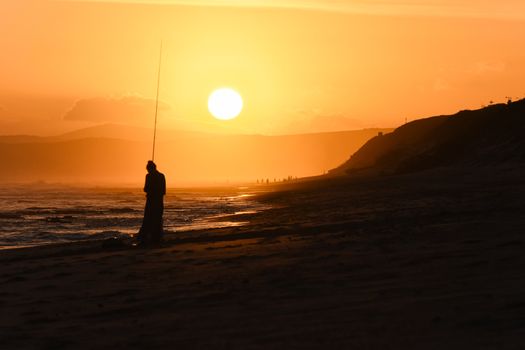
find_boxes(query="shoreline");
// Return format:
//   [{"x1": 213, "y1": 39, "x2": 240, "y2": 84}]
[
  {"x1": 0, "y1": 185, "x2": 273, "y2": 252},
  {"x1": 2, "y1": 167, "x2": 525, "y2": 349}
]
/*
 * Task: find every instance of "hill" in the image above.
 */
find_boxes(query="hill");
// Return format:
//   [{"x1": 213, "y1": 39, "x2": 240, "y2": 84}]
[
  {"x1": 0, "y1": 127, "x2": 391, "y2": 185},
  {"x1": 330, "y1": 99, "x2": 525, "y2": 177}
]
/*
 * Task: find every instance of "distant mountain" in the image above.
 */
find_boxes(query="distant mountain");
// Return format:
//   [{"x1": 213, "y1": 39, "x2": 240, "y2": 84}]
[
  {"x1": 52, "y1": 123, "x2": 205, "y2": 142},
  {"x1": 0, "y1": 135, "x2": 47, "y2": 144},
  {"x1": 53, "y1": 123, "x2": 154, "y2": 142},
  {"x1": 0, "y1": 123, "x2": 203, "y2": 143},
  {"x1": 0, "y1": 126, "x2": 391, "y2": 185},
  {"x1": 330, "y1": 99, "x2": 525, "y2": 177}
]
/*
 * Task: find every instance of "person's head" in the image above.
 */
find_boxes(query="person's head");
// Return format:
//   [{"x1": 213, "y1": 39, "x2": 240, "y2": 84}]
[{"x1": 146, "y1": 160, "x2": 157, "y2": 173}]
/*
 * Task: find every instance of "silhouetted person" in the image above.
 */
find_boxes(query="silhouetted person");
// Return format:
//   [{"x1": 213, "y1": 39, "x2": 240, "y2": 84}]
[{"x1": 138, "y1": 160, "x2": 166, "y2": 245}]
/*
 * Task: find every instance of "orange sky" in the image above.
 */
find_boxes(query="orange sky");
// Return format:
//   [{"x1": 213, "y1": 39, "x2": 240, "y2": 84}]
[{"x1": 1, "y1": 0, "x2": 525, "y2": 136}]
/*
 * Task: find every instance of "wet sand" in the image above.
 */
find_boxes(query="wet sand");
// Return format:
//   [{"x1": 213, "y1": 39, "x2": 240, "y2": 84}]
[{"x1": 2, "y1": 166, "x2": 525, "y2": 349}]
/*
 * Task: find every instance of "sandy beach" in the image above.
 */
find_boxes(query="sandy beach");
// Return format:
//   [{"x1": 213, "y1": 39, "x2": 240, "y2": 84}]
[
  {"x1": 2, "y1": 166, "x2": 525, "y2": 349},
  {"x1": 3, "y1": 1, "x2": 525, "y2": 348}
]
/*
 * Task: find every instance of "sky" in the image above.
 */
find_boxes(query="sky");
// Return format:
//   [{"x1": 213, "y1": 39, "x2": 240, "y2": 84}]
[{"x1": 1, "y1": 0, "x2": 524, "y2": 136}]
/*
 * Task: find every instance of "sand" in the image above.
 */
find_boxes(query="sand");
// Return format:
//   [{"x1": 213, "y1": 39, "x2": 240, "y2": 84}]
[{"x1": 1, "y1": 166, "x2": 525, "y2": 349}]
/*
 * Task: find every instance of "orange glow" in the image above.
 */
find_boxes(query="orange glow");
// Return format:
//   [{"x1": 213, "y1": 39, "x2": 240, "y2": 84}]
[
  {"x1": 0, "y1": 1, "x2": 524, "y2": 183},
  {"x1": 2, "y1": 1, "x2": 525, "y2": 135}
]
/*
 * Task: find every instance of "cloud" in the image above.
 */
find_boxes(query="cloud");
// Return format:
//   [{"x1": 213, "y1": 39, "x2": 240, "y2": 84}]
[
  {"x1": 67, "y1": 0, "x2": 525, "y2": 19},
  {"x1": 63, "y1": 96, "x2": 170, "y2": 124}
]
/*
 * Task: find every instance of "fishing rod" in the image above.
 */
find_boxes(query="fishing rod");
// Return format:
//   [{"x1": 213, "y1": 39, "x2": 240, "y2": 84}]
[{"x1": 151, "y1": 40, "x2": 163, "y2": 162}]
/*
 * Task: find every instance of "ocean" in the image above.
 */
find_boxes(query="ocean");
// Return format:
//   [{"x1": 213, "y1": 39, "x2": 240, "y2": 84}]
[{"x1": 0, "y1": 185, "x2": 269, "y2": 249}]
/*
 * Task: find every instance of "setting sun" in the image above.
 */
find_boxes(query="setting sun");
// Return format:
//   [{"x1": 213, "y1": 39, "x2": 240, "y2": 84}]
[
  {"x1": 2, "y1": 2, "x2": 525, "y2": 348},
  {"x1": 208, "y1": 88, "x2": 244, "y2": 120}
]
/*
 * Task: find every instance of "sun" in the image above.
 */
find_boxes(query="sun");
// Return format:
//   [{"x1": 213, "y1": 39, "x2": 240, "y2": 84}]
[{"x1": 208, "y1": 88, "x2": 243, "y2": 120}]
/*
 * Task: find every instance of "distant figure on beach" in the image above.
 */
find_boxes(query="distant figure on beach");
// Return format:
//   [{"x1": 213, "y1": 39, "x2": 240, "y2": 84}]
[{"x1": 137, "y1": 160, "x2": 166, "y2": 245}]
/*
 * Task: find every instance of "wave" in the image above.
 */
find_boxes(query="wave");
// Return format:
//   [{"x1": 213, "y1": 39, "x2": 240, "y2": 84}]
[
  {"x1": 108, "y1": 207, "x2": 139, "y2": 213},
  {"x1": 0, "y1": 212, "x2": 23, "y2": 219},
  {"x1": 0, "y1": 187, "x2": 269, "y2": 249}
]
